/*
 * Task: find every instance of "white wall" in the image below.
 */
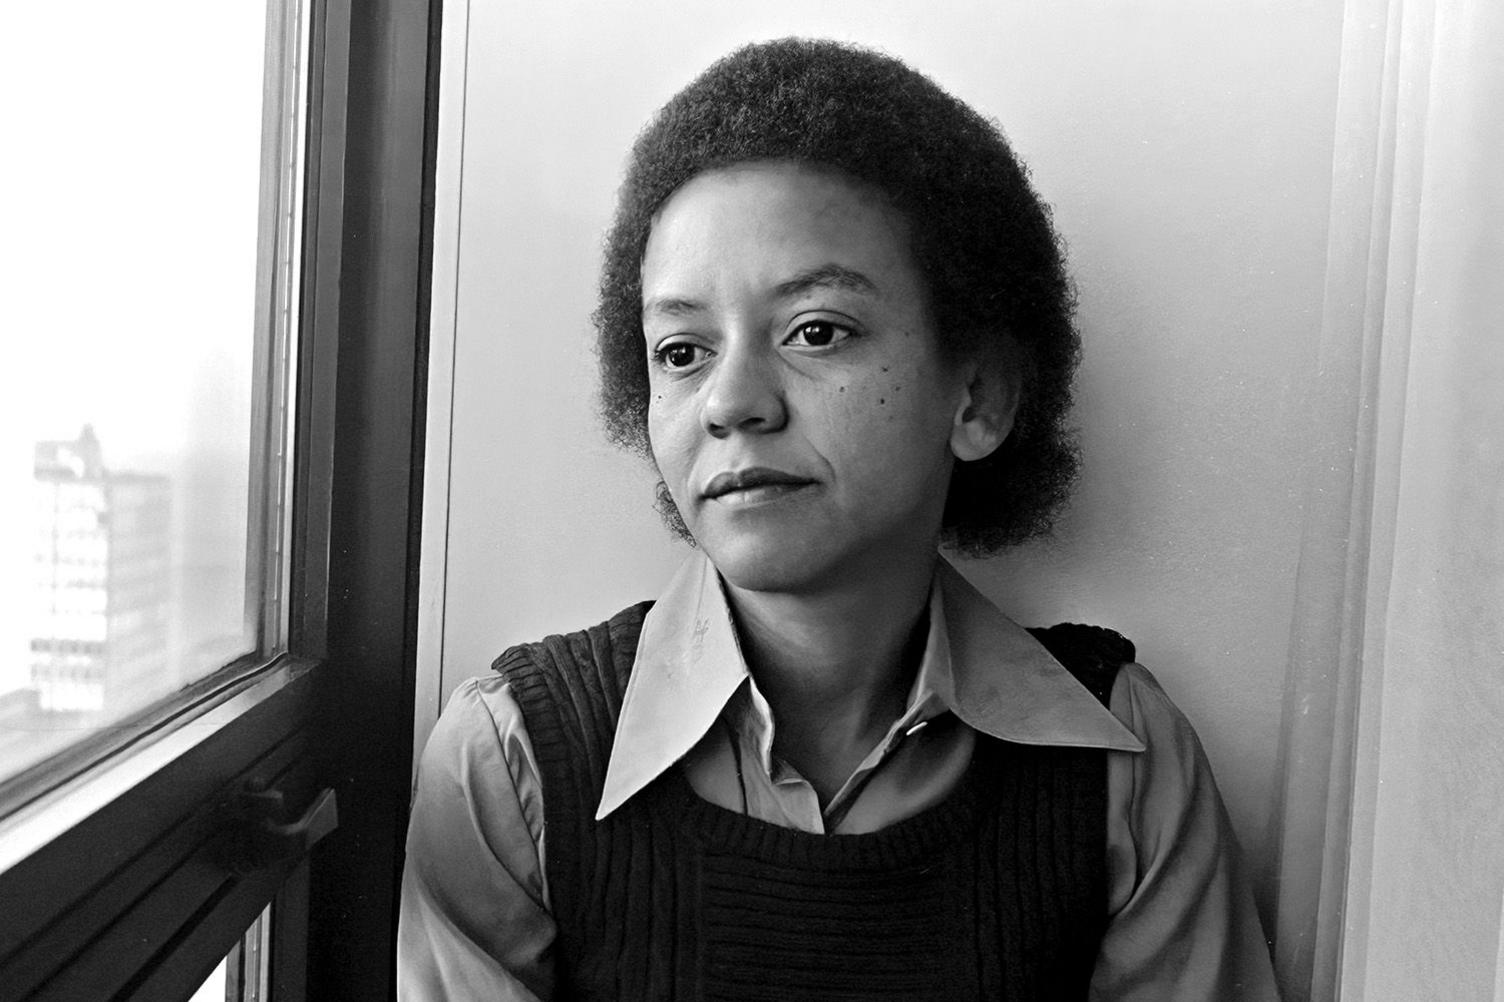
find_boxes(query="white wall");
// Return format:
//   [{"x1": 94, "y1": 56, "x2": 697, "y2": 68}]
[{"x1": 429, "y1": 0, "x2": 1347, "y2": 923}]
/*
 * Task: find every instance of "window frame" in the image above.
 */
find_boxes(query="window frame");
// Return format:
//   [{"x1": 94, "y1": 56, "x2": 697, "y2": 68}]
[{"x1": 0, "y1": 0, "x2": 441, "y2": 998}]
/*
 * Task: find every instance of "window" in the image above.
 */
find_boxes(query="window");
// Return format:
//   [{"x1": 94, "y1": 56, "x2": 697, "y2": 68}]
[
  {"x1": 7, "y1": 0, "x2": 272, "y2": 785},
  {"x1": 0, "y1": 1, "x2": 440, "y2": 998}
]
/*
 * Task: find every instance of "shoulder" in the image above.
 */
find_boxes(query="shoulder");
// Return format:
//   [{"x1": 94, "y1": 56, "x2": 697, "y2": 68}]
[
  {"x1": 480, "y1": 602, "x2": 656, "y2": 804},
  {"x1": 408, "y1": 676, "x2": 548, "y2": 900},
  {"x1": 490, "y1": 601, "x2": 654, "y2": 688},
  {"x1": 419, "y1": 675, "x2": 538, "y2": 792},
  {"x1": 402, "y1": 681, "x2": 557, "y2": 999},
  {"x1": 1028, "y1": 622, "x2": 1137, "y2": 705},
  {"x1": 1109, "y1": 662, "x2": 1210, "y2": 776},
  {"x1": 1105, "y1": 661, "x2": 1235, "y2": 861},
  {"x1": 1094, "y1": 663, "x2": 1278, "y2": 996}
]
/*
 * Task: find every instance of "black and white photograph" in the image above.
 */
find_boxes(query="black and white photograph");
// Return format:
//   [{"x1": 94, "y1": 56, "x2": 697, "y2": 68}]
[{"x1": 1, "y1": 2, "x2": 1499, "y2": 1000}]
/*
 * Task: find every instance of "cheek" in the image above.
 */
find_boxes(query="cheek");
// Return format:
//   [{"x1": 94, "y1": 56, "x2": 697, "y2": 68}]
[
  {"x1": 824, "y1": 361, "x2": 948, "y2": 436},
  {"x1": 646, "y1": 394, "x2": 696, "y2": 480}
]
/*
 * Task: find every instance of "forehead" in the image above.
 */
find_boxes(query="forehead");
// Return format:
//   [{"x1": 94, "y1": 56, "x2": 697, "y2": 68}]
[{"x1": 640, "y1": 162, "x2": 921, "y2": 311}]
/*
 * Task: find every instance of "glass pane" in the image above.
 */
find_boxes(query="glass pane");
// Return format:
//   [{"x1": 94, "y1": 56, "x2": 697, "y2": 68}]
[
  {"x1": 0, "y1": 3, "x2": 297, "y2": 783},
  {"x1": 188, "y1": 906, "x2": 271, "y2": 1002},
  {"x1": 189, "y1": 956, "x2": 229, "y2": 1002}
]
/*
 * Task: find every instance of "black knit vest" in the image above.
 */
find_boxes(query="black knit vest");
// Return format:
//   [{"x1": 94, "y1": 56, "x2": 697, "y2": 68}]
[{"x1": 494, "y1": 603, "x2": 1133, "y2": 1002}]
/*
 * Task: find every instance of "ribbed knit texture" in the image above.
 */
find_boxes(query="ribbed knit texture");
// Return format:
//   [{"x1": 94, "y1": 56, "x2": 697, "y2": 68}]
[{"x1": 494, "y1": 603, "x2": 1129, "y2": 1001}]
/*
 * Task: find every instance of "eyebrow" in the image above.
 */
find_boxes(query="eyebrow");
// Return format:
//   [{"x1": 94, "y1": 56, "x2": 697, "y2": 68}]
[
  {"x1": 774, "y1": 264, "x2": 878, "y2": 299},
  {"x1": 642, "y1": 263, "x2": 880, "y2": 320},
  {"x1": 642, "y1": 296, "x2": 703, "y2": 319}
]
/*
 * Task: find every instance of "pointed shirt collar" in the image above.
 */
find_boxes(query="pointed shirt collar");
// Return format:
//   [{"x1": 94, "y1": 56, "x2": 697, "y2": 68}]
[{"x1": 596, "y1": 553, "x2": 1144, "y2": 820}]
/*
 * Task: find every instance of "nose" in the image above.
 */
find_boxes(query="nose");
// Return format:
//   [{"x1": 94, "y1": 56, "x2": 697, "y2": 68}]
[{"x1": 700, "y1": 336, "x2": 787, "y2": 437}]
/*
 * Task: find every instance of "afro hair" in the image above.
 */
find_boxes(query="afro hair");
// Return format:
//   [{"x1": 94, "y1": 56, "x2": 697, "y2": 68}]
[{"x1": 594, "y1": 38, "x2": 1081, "y2": 555}]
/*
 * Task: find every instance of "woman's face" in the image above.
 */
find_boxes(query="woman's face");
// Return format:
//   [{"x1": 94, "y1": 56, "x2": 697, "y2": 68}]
[{"x1": 642, "y1": 162, "x2": 977, "y2": 595}]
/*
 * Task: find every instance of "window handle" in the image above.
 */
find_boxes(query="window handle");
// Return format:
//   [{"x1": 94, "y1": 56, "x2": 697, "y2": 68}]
[{"x1": 219, "y1": 783, "x2": 340, "y2": 875}]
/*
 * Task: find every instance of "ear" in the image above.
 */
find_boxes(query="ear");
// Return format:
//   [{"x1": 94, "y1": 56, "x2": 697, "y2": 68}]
[{"x1": 949, "y1": 349, "x2": 1020, "y2": 462}]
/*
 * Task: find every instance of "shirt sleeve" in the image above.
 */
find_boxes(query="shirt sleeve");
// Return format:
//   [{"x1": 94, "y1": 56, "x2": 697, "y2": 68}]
[
  {"x1": 397, "y1": 675, "x2": 557, "y2": 1002},
  {"x1": 1095, "y1": 664, "x2": 1281, "y2": 1001}
]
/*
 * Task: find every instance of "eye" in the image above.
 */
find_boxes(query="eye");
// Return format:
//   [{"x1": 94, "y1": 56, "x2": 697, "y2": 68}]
[
  {"x1": 785, "y1": 320, "x2": 855, "y2": 350},
  {"x1": 652, "y1": 340, "x2": 709, "y2": 371}
]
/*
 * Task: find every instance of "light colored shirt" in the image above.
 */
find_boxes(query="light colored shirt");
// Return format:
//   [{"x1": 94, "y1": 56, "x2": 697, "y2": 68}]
[{"x1": 399, "y1": 554, "x2": 1280, "y2": 1000}]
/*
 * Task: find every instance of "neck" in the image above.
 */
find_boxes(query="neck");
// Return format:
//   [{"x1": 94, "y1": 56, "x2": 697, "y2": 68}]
[{"x1": 723, "y1": 551, "x2": 937, "y2": 803}]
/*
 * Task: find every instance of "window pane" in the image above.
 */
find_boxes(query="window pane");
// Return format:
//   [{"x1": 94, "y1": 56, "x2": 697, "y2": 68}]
[
  {"x1": 1, "y1": 3, "x2": 292, "y2": 783},
  {"x1": 188, "y1": 907, "x2": 271, "y2": 1002},
  {"x1": 189, "y1": 956, "x2": 229, "y2": 1002}
]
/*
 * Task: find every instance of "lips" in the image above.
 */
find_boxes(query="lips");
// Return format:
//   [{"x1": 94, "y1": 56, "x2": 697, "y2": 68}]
[{"x1": 702, "y1": 467, "x2": 816, "y2": 502}]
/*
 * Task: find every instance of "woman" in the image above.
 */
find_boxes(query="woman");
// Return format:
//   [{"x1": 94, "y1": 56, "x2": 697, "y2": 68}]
[{"x1": 400, "y1": 38, "x2": 1278, "y2": 1000}]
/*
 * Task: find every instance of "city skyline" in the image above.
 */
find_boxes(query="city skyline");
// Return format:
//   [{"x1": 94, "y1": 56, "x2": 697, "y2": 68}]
[{"x1": 2, "y1": 426, "x2": 253, "y2": 782}]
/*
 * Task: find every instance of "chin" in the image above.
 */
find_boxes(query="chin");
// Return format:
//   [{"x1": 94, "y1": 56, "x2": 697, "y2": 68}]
[
  {"x1": 690, "y1": 509, "x2": 940, "y2": 597},
  {"x1": 700, "y1": 534, "x2": 838, "y2": 596}
]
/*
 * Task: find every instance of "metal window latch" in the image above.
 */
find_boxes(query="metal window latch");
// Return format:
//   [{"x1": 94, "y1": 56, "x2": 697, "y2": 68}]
[{"x1": 218, "y1": 781, "x2": 339, "y2": 876}]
